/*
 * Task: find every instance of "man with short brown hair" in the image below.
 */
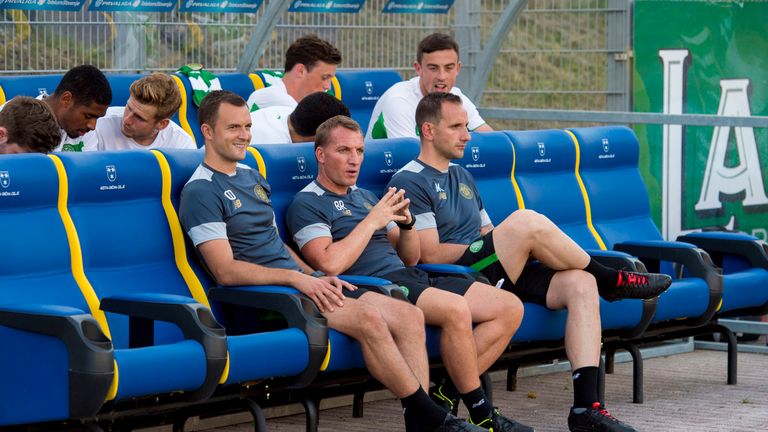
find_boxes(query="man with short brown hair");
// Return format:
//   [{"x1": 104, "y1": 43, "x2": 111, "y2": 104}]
[{"x1": 0, "y1": 96, "x2": 61, "y2": 154}]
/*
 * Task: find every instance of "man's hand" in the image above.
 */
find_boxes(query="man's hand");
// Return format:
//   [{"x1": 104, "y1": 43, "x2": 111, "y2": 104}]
[
  {"x1": 292, "y1": 273, "x2": 357, "y2": 313},
  {"x1": 364, "y1": 187, "x2": 410, "y2": 230}
]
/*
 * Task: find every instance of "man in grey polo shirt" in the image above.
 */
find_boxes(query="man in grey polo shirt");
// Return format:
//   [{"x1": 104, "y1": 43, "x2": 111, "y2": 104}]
[
  {"x1": 179, "y1": 90, "x2": 483, "y2": 432},
  {"x1": 286, "y1": 115, "x2": 532, "y2": 432}
]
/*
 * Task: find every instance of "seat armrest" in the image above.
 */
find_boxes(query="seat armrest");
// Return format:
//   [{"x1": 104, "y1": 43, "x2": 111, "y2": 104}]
[
  {"x1": 416, "y1": 263, "x2": 491, "y2": 284},
  {"x1": 338, "y1": 275, "x2": 409, "y2": 302},
  {"x1": 207, "y1": 285, "x2": 328, "y2": 388},
  {"x1": 586, "y1": 249, "x2": 647, "y2": 272},
  {"x1": 100, "y1": 293, "x2": 227, "y2": 401},
  {"x1": 0, "y1": 304, "x2": 114, "y2": 418},
  {"x1": 677, "y1": 232, "x2": 768, "y2": 269},
  {"x1": 614, "y1": 240, "x2": 723, "y2": 324}
]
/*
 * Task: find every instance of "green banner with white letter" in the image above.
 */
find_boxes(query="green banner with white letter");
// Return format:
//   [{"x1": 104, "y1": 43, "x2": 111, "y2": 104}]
[{"x1": 634, "y1": 0, "x2": 768, "y2": 241}]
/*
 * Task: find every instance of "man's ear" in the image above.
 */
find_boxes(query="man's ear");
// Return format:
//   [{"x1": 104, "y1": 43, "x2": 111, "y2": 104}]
[
  {"x1": 201, "y1": 123, "x2": 214, "y2": 140},
  {"x1": 0, "y1": 126, "x2": 8, "y2": 144},
  {"x1": 59, "y1": 91, "x2": 75, "y2": 108},
  {"x1": 420, "y1": 121, "x2": 434, "y2": 141},
  {"x1": 315, "y1": 145, "x2": 324, "y2": 164},
  {"x1": 155, "y1": 118, "x2": 171, "y2": 131}
]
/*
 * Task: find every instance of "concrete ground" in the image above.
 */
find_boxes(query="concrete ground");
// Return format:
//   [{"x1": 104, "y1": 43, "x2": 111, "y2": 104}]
[{"x1": 182, "y1": 346, "x2": 768, "y2": 432}]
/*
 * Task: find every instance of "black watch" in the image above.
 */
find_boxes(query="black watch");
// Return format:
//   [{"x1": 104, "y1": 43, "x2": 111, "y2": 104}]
[{"x1": 396, "y1": 217, "x2": 416, "y2": 230}]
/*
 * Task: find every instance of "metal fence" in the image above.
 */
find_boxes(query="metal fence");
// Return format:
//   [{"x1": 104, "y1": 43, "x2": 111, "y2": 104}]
[{"x1": 0, "y1": 0, "x2": 628, "y2": 125}]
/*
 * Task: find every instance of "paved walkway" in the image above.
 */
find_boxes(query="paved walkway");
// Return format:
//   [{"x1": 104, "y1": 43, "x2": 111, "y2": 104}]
[{"x1": 184, "y1": 348, "x2": 768, "y2": 431}]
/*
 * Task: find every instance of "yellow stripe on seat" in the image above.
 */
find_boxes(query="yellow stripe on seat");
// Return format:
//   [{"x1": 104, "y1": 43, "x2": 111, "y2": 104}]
[
  {"x1": 246, "y1": 147, "x2": 267, "y2": 178},
  {"x1": 0, "y1": 84, "x2": 6, "y2": 105},
  {"x1": 170, "y1": 74, "x2": 196, "y2": 146},
  {"x1": 249, "y1": 73, "x2": 265, "y2": 91},
  {"x1": 509, "y1": 141, "x2": 526, "y2": 210},
  {"x1": 331, "y1": 76, "x2": 342, "y2": 101},
  {"x1": 105, "y1": 360, "x2": 119, "y2": 401},
  {"x1": 48, "y1": 155, "x2": 112, "y2": 340},
  {"x1": 565, "y1": 130, "x2": 608, "y2": 251},
  {"x1": 320, "y1": 340, "x2": 331, "y2": 371}
]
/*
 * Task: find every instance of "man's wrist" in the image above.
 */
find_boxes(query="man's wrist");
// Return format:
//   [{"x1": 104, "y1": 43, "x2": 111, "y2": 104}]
[
  {"x1": 396, "y1": 217, "x2": 415, "y2": 230},
  {"x1": 310, "y1": 270, "x2": 326, "y2": 278}
]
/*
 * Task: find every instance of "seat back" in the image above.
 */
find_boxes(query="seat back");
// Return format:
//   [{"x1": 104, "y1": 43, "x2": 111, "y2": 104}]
[
  {"x1": 567, "y1": 126, "x2": 663, "y2": 247},
  {"x1": 0, "y1": 154, "x2": 96, "y2": 316},
  {"x1": 247, "y1": 144, "x2": 318, "y2": 244},
  {"x1": 53, "y1": 151, "x2": 210, "y2": 348},
  {"x1": 0, "y1": 74, "x2": 63, "y2": 103},
  {"x1": 335, "y1": 69, "x2": 402, "y2": 131},
  {"x1": 449, "y1": 132, "x2": 520, "y2": 225},
  {"x1": 506, "y1": 129, "x2": 604, "y2": 249},
  {"x1": 358, "y1": 137, "x2": 420, "y2": 197}
]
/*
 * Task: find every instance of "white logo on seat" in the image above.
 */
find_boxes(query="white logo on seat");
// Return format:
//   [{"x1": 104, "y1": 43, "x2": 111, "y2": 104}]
[
  {"x1": 471, "y1": 146, "x2": 480, "y2": 161},
  {"x1": 538, "y1": 142, "x2": 546, "y2": 157},
  {"x1": 384, "y1": 151, "x2": 393, "y2": 167},
  {"x1": 106, "y1": 165, "x2": 116, "y2": 182},
  {"x1": 297, "y1": 156, "x2": 306, "y2": 173},
  {"x1": 37, "y1": 88, "x2": 48, "y2": 97},
  {"x1": 0, "y1": 171, "x2": 9, "y2": 188},
  {"x1": 365, "y1": 81, "x2": 373, "y2": 95},
  {"x1": 602, "y1": 138, "x2": 610, "y2": 153}
]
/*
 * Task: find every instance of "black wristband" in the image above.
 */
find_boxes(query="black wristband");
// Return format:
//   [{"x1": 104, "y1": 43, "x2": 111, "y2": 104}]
[{"x1": 396, "y1": 217, "x2": 415, "y2": 230}]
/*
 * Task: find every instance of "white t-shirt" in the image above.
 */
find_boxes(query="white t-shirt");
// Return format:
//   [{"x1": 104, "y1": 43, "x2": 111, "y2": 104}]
[
  {"x1": 365, "y1": 76, "x2": 486, "y2": 140},
  {"x1": 246, "y1": 79, "x2": 298, "y2": 112},
  {"x1": 0, "y1": 96, "x2": 98, "y2": 152},
  {"x1": 250, "y1": 106, "x2": 293, "y2": 145},
  {"x1": 95, "y1": 107, "x2": 196, "y2": 151}
]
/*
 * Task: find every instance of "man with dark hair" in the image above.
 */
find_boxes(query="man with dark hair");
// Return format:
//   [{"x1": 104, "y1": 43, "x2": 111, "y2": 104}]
[
  {"x1": 388, "y1": 92, "x2": 673, "y2": 432},
  {"x1": 366, "y1": 33, "x2": 492, "y2": 140},
  {"x1": 45, "y1": 64, "x2": 112, "y2": 152},
  {"x1": 0, "y1": 96, "x2": 61, "y2": 154},
  {"x1": 286, "y1": 115, "x2": 533, "y2": 432},
  {"x1": 250, "y1": 92, "x2": 350, "y2": 144},
  {"x1": 96, "y1": 73, "x2": 194, "y2": 151},
  {"x1": 180, "y1": 91, "x2": 483, "y2": 432},
  {"x1": 246, "y1": 34, "x2": 342, "y2": 112}
]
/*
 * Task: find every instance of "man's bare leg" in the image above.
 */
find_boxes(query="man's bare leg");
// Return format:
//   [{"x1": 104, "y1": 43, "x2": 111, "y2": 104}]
[{"x1": 359, "y1": 292, "x2": 430, "y2": 389}]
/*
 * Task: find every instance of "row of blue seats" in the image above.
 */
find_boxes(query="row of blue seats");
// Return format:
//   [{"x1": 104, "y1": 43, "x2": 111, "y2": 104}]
[
  {"x1": 2, "y1": 126, "x2": 766, "y2": 428},
  {"x1": 0, "y1": 69, "x2": 403, "y2": 147}
]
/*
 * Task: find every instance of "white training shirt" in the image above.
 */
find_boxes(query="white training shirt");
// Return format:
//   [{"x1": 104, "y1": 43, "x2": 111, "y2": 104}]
[
  {"x1": 246, "y1": 79, "x2": 298, "y2": 112},
  {"x1": 365, "y1": 76, "x2": 486, "y2": 140},
  {"x1": 250, "y1": 105, "x2": 294, "y2": 145},
  {"x1": 95, "y1": 107, "x2": 196, "y2": 151}
]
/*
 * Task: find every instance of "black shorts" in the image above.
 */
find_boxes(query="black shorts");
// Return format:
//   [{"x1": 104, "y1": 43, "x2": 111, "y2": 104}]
[
  {"x1": 455, "y1": 231, "x2": 556, "y2": 306},
  {"x1": 380, "y1": 267, "x2": 474, "y2": 303},
  {"x1": 343, "y1": 287, "x2": 369, "y2": 299}
]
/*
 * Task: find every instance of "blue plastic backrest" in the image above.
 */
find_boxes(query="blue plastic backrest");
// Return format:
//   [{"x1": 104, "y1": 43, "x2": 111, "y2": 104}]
[
  {"x1": 247, "y1": 144, "x2": 318, "y2": 243},
  {"x1": 0, "y1": 154, "x2": 91, "y2": 311},
  {"x1": 506, "y1": 129, "x2": 602, "y2": 249},
  {"x1": 0, "y1": 74, "x2": 63, "y2": 101},
  {"x1": 55, "y1": 151, "x2": 191, "y2": 347},
  {"x1": 449, "y1": 132, "x2": 518, "y2": 225},
  {"x1": 218, "y1": 73, "x2": 258, "y2": 100},
  {"x1": 568, "y1": 126, "x2": 663, "y2": 247},
  {"x1": 336, "y1": 70, "x2": 402, "y2": 132},
  {"x1": 105, "y1": 74, "x2": 145, "y2": 106},
  {"x1": 358, "y1": 137, "x2": 420, "y2": 196},
  {"x1": 173, "y1": 72, "x2": 204, "y2": 147}
]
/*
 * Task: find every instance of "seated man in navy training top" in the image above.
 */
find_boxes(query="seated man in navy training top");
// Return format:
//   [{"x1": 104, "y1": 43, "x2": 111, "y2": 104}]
[
  {"x1": 179, "y1": 90, "x2": 486, "y2": 432},
  {"x1": 286, "y1": 115, "x2": 533, "y2": 432},
  {"x1": 387, "y1": 92, "x2": 673, "y2": 432},
  {"x1": 0, "y1": 96, "x2": 61, "y2": 154}
]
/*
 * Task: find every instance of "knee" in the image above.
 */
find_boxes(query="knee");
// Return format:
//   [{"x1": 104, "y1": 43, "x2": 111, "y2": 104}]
[
  {"x1": 439, "y1": 298, "x2": 473, "y2": 330},
  {"x1": 499, "y1": 209, "x2": 552, "y2": 241},
  {"x1": 355, "y1": 304, "x2": 390, "y2": 340},
  {"x1": 565, "y1": 271, "x2": 600, "y2": 309},
  {"x1": 396, "y1": 302, "x2": 426, "y2": 331}
]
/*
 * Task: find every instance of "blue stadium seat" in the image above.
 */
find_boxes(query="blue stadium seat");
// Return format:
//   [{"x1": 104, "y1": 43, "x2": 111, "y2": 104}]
[
  {"x1": 155, "y1": 148, "x2": 329, "y2": 387},
  {"x1": 0, "y1": 73, "x2": 144, "y2": 106},
  {"x1": 357, "y1": 136, "x2": 420, "y2": 196},
  {"x1": 570, "y1": 126, "x2": 767, "y2": 321},
  {"x1": 0, "y1": 154, "x2": 114, "y2": 426},
  {"x1": 52, "y1": 151, "x2": 228, "y2": 401},
  {"x1": 335, "y1": 69, "x2": 402, "y2": 132}
]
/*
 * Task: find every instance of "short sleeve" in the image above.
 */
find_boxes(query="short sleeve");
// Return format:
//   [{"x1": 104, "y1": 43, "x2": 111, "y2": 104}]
[
  {"x1": 286, "y1": 194, "x2": 333, "y2": 250},
  {"x1": 370, "y1": 94, "x2": 418, "y2": 139},
  {"x1": 179, "y1": 181, "x2": 227, "y2": 246}
]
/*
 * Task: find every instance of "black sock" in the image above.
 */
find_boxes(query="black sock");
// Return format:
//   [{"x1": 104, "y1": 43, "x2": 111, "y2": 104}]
[
  {"x1": 462, "y1": 386, "x2": 493, "y2": 423},
  {"x1": 583, "y1": 258, "x2": 619, "y2": 290},
  {"x1": 572, "y1": 366, "x2": 600, "y2": 408},
  {"x1": 401, "y1": 386, "x2": 447, "y2": 431}
]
